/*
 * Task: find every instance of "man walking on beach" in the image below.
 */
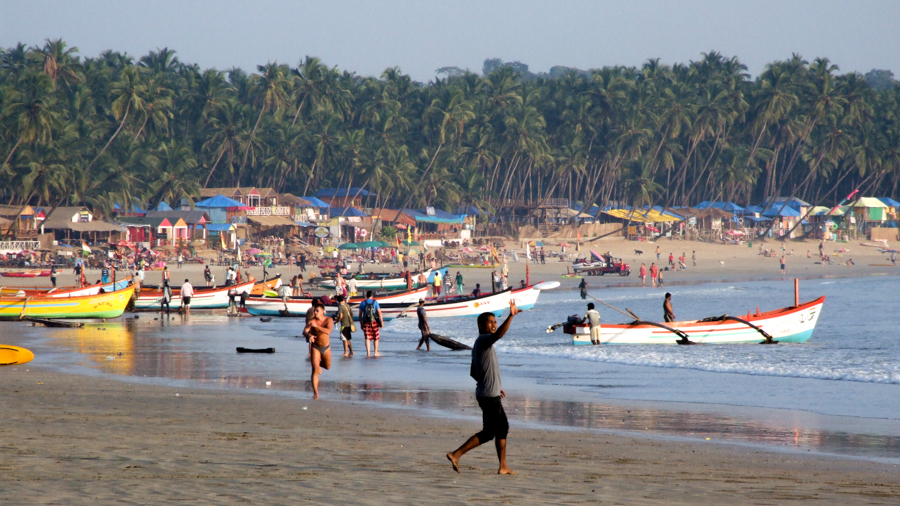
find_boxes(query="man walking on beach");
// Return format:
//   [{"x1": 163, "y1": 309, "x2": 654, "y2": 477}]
[
  {"x1": 650, "y1": 263, "x2": 658, "y2": 288},
  {"x1": 416, "y1": 299, "x2": 430, "y2": 351},
  {"x1": 780, "y1": 255, "x2": 786, "y2": 274},
  {"x1": 335, "y1": 295, "x2": 354, "y2": 357},
  {"x1": 305, "y1": 304, "x2": 333, "y2": 399},
  {"x1": 663, "y1": 293, "x2": 675, "y2": 322},
  {"x1": 433, "y1": 270, "x2": 442, "y2": 297},
  {"x1": 359, "y1": 291, "x2": 384, "y2": 357},
  {"x1": 447, "y1": 300, "x2": 518, "y2": 475},
  {"x1": 578, "y1": 278, "x2": 588, "y2": 299},
  {"x1": 656, "y1": 246, "x2": 660, "y2": 259},
  {"x1": 582, "y1": 303, "x2": 601, "y2": 345},
  {"x1": 456, "y1": 271, "x2": 464, "y2": 294},
  {"x1": 181, "y1": 279, "x2": 193, "y2": 315}
]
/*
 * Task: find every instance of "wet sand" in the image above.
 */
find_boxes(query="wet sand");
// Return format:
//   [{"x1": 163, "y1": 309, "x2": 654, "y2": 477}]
[{"x1": 2, "y1": 367, "x2": 899, "y2": 505}]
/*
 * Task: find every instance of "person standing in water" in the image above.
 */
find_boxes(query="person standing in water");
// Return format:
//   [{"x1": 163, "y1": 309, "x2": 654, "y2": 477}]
[
  {"x1": 582, "y1": 302, "x2": 601, "y2": 345},
  {"x1": 416, "y1": 299, "x2": 431, "y2": 351},
  {"x1": 447, "y1": 300, "x2": 519, "y2": 475},
  {"x1": 578, "y1": 278, "x2": 588, "y2": 299},
  {"x1": 663, "y1": 293, "x2": 675, "y2": 322},
  {"x1": 304, "y1": 304, "x2": 334, "y2": 399}
]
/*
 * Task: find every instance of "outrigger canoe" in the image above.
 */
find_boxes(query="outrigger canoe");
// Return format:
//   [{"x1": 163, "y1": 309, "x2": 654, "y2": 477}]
[
  {"x1": 244, "y1": 286, "x2": 429, "y2": 317},
  {"x1": 0, "y1": 284, "x2": 136, "y2": 320},
  {"x1": 318, "y1": 267, "x2": 448, "y2": 291},
  {"x1": 135, "y1": 279, "x2": 254, "y2": 310},
  {"x1": 376, "y1": 282, "x2": 557, "y2": 321},
  {"x1": 1, "y1": 279, "x2": 130, "y2": 298},
  {"x1": 560, "y1": 296, "x2": 825, "y2": 345},
  {"x1": 1, "y1": 270, "x2": 51, "y2": 278}
]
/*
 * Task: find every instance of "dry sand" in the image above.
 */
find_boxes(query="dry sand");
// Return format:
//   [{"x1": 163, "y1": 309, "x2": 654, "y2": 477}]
[{"x1": 2, "y1": 368, "x2": 899, "y2": 505}]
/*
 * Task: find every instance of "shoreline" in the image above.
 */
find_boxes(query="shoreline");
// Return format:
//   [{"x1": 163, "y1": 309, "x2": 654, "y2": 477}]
[{"x1": 2, "y1": 367, "x2": 899, "y2": 504}]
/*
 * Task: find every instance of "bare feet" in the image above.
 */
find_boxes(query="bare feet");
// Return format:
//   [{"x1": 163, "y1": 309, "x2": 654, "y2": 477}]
[
  {"x1": 374, "y1": 352, "x2": 382, "y2": 357},
  {"x1": 446, "y1": 453, "x2": 460, "y2": 473},
  {"x1": 498, "y1": 467, "x2": 516, "y2": 475},
  {"x1": 342, "y1": 353, "x2": 349, "y2": 357}
]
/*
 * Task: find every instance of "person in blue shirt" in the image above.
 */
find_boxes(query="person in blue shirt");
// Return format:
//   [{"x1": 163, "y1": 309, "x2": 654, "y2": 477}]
[{"x1": 357, "y1": 290, "x2": 384, "y2": 357}]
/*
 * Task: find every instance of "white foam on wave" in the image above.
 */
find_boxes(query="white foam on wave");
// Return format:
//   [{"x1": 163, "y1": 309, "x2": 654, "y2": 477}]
[{"x1": 497, "y1": 342, "x2": 900, "y2": 385}]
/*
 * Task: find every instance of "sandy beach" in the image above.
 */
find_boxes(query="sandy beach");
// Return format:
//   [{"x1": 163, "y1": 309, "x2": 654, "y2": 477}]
[
  {"x1": 2, "y1": 367, "x2": 899, "y2": 505},
  {"x1": 2, "y1": 236, "x2": 899, "y2": 504}
]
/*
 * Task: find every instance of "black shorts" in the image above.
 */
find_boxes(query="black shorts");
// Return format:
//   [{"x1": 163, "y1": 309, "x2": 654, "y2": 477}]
[
  {"x1": 475, "y1": 395, "x2": 509, "y2": 443},
  {"x1": 182, "y1": 296, "x2": 191, "y2": 305},
  {"x1": 341, "y1": 326, "x2": 352, "y2": 341}
]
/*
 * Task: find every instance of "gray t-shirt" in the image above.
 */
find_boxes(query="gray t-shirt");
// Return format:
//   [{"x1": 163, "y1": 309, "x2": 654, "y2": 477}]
[
  {"x1": 584, "y1": 309, "x2": 601, "y2": 328},
  {"x1": 416, "y1": 305, "x2": 428, "y2": 330},
  {"x1": 471, "y1": 333, "x2": 501, "y2": 398}
]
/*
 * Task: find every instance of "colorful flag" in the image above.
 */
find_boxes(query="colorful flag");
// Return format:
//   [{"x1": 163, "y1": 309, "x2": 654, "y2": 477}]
[{"x1": 82, "y1": 242, "x2": 92, "y2": 255}]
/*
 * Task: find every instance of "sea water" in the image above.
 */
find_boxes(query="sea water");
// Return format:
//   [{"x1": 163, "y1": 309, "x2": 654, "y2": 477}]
[{"x1": 13, "y1": 275, "x2": 900, "y2": 462}]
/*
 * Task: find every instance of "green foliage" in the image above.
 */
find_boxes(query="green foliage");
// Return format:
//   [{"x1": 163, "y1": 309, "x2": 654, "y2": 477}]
[
  {"x1": 1, "y1": 42, "x2": 899, "y2": 222},
  {"x1": 378, "y1": 225, "x2": 397, "y2": 240}
]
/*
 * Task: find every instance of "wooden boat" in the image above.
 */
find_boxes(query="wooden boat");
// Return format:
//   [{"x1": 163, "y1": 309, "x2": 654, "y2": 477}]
[
  {"x1": 1, "y1": 270, "x2": 51, "y2": 278},
  {"x1": 250, "y1": 274, "x2": 282, "y2": 295},
  {"x1": 0, "y1": 284, "x2": 136, "y2": 320},
  {"x1": 244, "y1": 286, "x2": 429, "y2": 317},
  {"x1": 560, "y1": 297, "x2": 825, "y2": 345},
  {"x1": 317, "y1": 267, "x2": 448, "y2": 291},
  {"x1": 1, "y1": 280, "x2": 129, "y2": 298},
  {"x1": 374, "y1": 283, "x2": 554, "y2": 321},
  {"x1": 135, "y1": 279, "x2": 256, "y2": 310}
]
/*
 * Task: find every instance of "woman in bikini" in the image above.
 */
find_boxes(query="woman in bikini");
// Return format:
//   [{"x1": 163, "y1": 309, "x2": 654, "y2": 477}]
[{"x1": 304, "y1": 305, "x2": 334, "y2": 399}]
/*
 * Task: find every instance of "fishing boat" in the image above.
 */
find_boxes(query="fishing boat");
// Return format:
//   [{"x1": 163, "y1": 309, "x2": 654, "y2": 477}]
[
  {"x1": 0, "y1": 284, "x2": 136, "y2": 320},
  {"x1": 250, "y1": 274, "x2": 282, "y2": 295},
  {"x1": 317, "y1": 266, "x2": 448, "y2": 291},
  {"x1": 243, "y1": 286, "x2": 429, "y2": 317},
  {"x1": 557, "y1": 296, "x2": 825, "y2": 345},
  {"x1": 1, "y1": 279, "x2": 130, "y2": 298},
  {"x1": 135, "y1": 279, "x2": 256, "y2": 310},
  {"x1": 375, "y1": 281, "x2": 559, "y2": 321},
  {"x1": 1, "y1": 270, "x2": 51, "y2": 278}
]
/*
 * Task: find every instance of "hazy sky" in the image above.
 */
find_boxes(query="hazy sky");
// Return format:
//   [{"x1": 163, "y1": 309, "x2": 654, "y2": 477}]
[{"x1": 2, "y1": 0, "x2": 897, "y2": 82}]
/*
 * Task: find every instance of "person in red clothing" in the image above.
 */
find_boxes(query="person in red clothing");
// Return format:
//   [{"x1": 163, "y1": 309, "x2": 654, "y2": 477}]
[
  {"x1": 668, "y1": 252, "x2": 675, "y2": 269},
  {"x1": 649, "y1": 263, "x2": 659, "y2": 288},
  {"x1": 639, "y1": 263, "x2": 647, "y2": 287}
]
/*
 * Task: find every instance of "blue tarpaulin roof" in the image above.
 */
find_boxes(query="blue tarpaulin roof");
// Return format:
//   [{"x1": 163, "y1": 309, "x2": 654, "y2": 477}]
[
  {"x1": 695, "y1": 201, "x2": 746, "y2": 212},
  {"x1": 316, "y1": 188, "x2": 376, "y2": 198},
  {"x1": 878, "y1": 197, "x2": 900, "y2": 207},
  {"x1": 195, "y1": 195, "x2": 247, "y2": 208},
  {"x1": 156, "y1": 201, "x2": 173, "y2": 211},
  {"x1": 328, "y1": 206, "x2": 369, "y2": 218},
  {"x1": 114, "y1": 202, "x2": 148, "y2": 214},
  {"x1": 300, "y1": 196, "x2": 331, "y2": 208},
  {"x1": 206, "y1": 224, "x2": 235, "y2": 232},
  {"x1": 455, "y1": 205, "x2": 486, "y2": 216},
  {"x1": 761, "y1": 205, "x2": 802, "y2": 217},
  {"x1": 403, "y1": 208, "x2": 466, "y2": 224}
]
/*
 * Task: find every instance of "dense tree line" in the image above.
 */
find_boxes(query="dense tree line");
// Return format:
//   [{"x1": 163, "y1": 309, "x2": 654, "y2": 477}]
[{"x1": 2, "y1": 40, "x2": 899, "y2": 222}]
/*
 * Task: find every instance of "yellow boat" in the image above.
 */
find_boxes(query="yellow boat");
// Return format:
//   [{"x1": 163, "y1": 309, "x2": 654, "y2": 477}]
[{"x1": 0, "y1": 284, "x2": 135, "y2": 320}]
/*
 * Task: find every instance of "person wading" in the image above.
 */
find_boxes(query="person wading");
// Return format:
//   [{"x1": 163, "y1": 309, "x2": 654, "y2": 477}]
[
  {"x1": 447, "y1": 300, "x2": 519, "y2": 475},
  {"x1": 663, "y1": 293, "x2": 675, "y2": 322},
  {"x1": 416, "y1": 299, "x2": 430, "y2": 351}
]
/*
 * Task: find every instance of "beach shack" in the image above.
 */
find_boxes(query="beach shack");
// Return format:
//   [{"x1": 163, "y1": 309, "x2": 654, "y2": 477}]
[
  {"x1": 195, "y1": 194, "x2": 250, "y2": 224},
  {"x1": 145, "y1": 210, "x2": 210, "y2": 240},
  {"x1": 40, "y1": 206, "x2": 125, "y2": 244},
  {"x1": 0, "y1": 204, "x2": 38, "y2": 239}
]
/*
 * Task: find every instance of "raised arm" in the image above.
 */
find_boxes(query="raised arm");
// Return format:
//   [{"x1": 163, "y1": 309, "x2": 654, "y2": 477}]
[{"x1": 485, "y1": 301, "x2": 519, "y2": 346}]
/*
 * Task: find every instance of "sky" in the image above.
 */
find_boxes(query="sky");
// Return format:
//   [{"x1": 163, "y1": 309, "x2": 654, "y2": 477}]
[{"x1": 2, "y1": 0, "x2": 898, "y2": 82}]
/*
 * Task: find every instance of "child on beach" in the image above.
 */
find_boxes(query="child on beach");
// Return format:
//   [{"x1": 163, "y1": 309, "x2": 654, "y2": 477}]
[{"x1": 447, "y1": 300, "x2": 519, "y2": 475}]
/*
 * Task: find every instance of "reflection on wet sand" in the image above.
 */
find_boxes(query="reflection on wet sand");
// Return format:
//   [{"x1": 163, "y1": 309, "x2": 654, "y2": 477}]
[{"x1": 31, "y1": 314, "x2": 900, "y2": 464}]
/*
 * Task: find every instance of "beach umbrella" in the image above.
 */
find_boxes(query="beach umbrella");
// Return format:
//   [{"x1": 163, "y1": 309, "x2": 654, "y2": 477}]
[
  {"x1": 338, "y1": 242, "x2": 359, "y2": 250},
  {"x1": 559, "y1": 242, "x2": 571, "y2": 248},
  {"x1": 245, "y1": 247, "x2": 262, "y2": 254},
  {"x1": 323, "y1": 246, "x2": 336, "y2": 253},
  {"x1": 407, "y1": 248, "x2": 418, "y2": 255},
  {"x1": 255, "y1": 251, "x2": 273, "y2": 257},
  {"x1": 189, "y1": 239, "x2": 206, "y2": 247},
  {"x1": 401, "y1": 240, "x2": 419, "y2": 246},
  {"x1": 528, "y1": 240, "x2": 545, "y2": 247},
  {"x1": 355, "y1": 241, "x2": 378, "y2": 248}
]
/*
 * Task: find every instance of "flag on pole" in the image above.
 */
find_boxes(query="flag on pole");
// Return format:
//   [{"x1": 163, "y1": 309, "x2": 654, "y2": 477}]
[
  {"x1": 576, "y1": 232, "x2": 581, "y2": 252},
  {"x1": 82, "y1": 242, "x2": 92, "y2": 255},
  {"x1": 407, "y1": 225, "x2": 412, "y2": 244}
]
